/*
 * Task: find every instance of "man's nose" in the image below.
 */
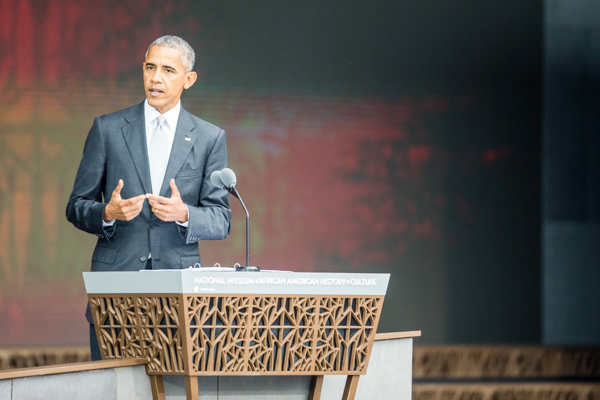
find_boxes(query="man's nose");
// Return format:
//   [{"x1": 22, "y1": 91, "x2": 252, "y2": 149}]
[{"x1": 150, "y1": 69, "x2": 162, "y2": 83}]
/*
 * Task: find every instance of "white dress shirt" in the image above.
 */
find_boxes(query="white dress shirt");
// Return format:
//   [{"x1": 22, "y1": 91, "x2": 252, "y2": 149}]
[{"x1": 144, "y1": 98, "x2": 179, "y2": 174}]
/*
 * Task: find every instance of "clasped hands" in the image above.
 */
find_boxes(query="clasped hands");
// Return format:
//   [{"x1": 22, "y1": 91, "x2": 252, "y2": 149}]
[{"x1": 103, "y1": 179, "x2": 188, "y2": 223}]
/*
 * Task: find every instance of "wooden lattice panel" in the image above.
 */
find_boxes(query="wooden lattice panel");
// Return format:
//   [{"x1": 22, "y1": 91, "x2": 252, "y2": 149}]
[
  {"x1": 89, "y1": 295, "x2": 185, "y2": 374},
  {"x1": 247, "y1": 297, "x2": 316, "y2": 373},
  {"x1": 186, "y1": 295, "x2": 383, "y2": 375},
  {"x1": 186, "y1": 296, "x2": 249, "y2": 373},
  {"x1": 315, "y1": 297, "x2": 380, "y2": 372},
  {"x1": 90, "y1": 294, "x2": 384, "y2": 376},
  {"x1": 137, "y1": 296, "x2": 185, "y2": 374},
  {"x1": 89, "y1": 296, "x2": 141, "y2": 359}
]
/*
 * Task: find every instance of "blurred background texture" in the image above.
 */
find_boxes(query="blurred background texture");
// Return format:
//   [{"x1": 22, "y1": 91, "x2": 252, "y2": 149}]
[{"x1": 0, "y1": 0, "x2": 597, "y2": 349}]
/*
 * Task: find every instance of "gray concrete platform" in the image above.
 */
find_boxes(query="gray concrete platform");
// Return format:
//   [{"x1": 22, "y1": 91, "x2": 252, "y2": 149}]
[
  {"x1": 322, "y1": 337, "x2": 413, "y2": 399},
  {"x1": 0, "y1": 364, "x2": 152, "y2": 400},
  {"x1": 163, "y1": 337, "x2": 415, "y2": 400},
  {"x1": 163, "y1": 376, "x2": 217, "y2": 400},
  {"x1": 0, "y1": 336, "x2": 415, "y2": 400},
  {"x1": 12, "y1": 369, "x2": 116, "y2": 400},
  {"x1": 0, "y1": 379, "x2": 11, "y2": 400}
]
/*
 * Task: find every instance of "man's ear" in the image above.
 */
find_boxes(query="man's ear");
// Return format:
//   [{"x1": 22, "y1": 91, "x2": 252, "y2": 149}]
[{"x1": 184, "y1": 71, "x2": 197, "y2": 90}]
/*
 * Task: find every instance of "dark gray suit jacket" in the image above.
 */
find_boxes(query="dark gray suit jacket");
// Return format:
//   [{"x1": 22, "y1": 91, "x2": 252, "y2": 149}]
[{"x1": 67, "y1": 101, "x2": 231, "y2": 276}]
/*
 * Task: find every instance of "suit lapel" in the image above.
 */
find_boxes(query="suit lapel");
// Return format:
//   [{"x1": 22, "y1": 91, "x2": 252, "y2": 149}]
[
  {"x1": 121, "y1": 102, "x2": 153, "y2": 195},
  {"x1": 159, "y1": 107, "x2": 198, "y2": 197}
]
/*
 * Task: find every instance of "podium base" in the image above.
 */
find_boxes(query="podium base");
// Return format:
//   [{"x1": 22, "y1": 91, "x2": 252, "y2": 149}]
[{"x1": 236, "y1": 266, "x2": 260, "y2": 272}]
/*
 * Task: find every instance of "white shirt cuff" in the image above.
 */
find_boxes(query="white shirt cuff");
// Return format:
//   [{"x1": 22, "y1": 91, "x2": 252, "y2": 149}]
[
  {"x1": 176, "y1": 206, "x2": 190, "y2": 228},
  {"x1": 102, "y1": 219, "x2": 116, "y2": 227}
]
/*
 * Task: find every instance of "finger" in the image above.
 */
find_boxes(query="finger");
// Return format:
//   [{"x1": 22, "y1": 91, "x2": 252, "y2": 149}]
[
  {"x1": 156, "y1": 206, "x2": 169, "y2": 216},
  {"x1": 119, "y1": 198, "x2": 140, "y2": 210},
  {"x1": 126, "y1": 210, "x2": 142, "y2": 220},
  {"x1": 146, "y1": 194, "x2": 169, "y2": 204},
  {"x1": 123, "y1": 197, "x2": 144, "y2": 210},
  {"x1": 132, "y1": 200, "x2": 144, "y2": 211},
  {"x1": 154, "y1": 208, "x2": 166, "y2": 221},
  {"x1": 131, "y1": 205, "x2": 144, "y2": 216},
  {"x1": 113, "y1": 179, "x2": 124, "y2": 199},
  {"x1": 123, "y1": 210, "x2": 138, "y2": 221},
  {"x1": 126, "y1": 194, "x2": 146, "y2": 205},
  {"x1": 126, "y1": 201, "x2": 144, "y2": 217},
  {"x1": 170, "y1": 179, "x2": 180, "y2": 198},
  {"x1": 121, "y1": 203, "x2": 135, "y2": 215}
]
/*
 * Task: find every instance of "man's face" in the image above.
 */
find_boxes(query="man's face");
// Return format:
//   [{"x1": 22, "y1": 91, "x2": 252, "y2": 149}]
[{"x1": 143, "y1": 45, "x2": 197, "y2": 114}]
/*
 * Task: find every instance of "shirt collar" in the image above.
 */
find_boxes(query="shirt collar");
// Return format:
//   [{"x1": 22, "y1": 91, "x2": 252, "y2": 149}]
[{"x1": 144, "y1": 99, "x2": 181, "y2": 131}]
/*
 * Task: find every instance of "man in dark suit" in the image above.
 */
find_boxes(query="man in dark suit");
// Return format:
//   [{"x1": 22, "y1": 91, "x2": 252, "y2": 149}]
[{"x1": 66, "y1": 36, "x2": 231, "y2": 360}]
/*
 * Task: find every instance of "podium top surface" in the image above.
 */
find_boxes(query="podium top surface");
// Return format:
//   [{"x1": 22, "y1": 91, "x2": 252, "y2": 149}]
[{"x1": 83, "y1": 270, "x2": 390, "y2": 296}]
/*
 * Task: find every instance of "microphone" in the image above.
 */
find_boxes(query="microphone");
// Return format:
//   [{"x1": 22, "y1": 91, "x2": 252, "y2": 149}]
[
  {"x1": 211, "y1": 169, "x2": 238, "y2": 199},
  {"x1": 220, "y1": 168, "x2": 237, "y2": 189},
  {"x1": 210, "y1": 168, "x2": 259, "y2": 272},
  {"x1": 210, "y1": 170, "x2": 224, "y2": 188}
]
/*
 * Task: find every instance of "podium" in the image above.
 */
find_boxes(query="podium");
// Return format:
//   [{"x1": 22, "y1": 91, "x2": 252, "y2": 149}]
[{"x1": 83, "y1": 270, "x2": 390, "y2": 400}]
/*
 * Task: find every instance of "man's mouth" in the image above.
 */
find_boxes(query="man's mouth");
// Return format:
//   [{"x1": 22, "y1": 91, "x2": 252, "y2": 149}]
[{"x1": 149, "y1": 89, "x2": 163, "y2": 96}]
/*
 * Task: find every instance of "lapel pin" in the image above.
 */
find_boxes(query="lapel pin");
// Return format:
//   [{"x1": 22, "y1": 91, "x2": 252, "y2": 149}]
[{"x1": 185, "y1": 137, "x2": 191, "y2": 141}]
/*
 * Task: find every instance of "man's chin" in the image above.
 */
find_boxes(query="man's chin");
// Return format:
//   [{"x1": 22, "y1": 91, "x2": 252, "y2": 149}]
[{"x1": 146, "y1": 97, "x2": 164, "y2": 109}]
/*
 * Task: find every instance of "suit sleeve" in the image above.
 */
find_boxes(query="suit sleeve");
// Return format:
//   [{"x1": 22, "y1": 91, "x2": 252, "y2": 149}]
[
  {"x1": 66, "y1": 117, "x2": 115, "y2": 240},
  {"x1": 181, "y1": 129, "x2": 231, "y2": 243}
]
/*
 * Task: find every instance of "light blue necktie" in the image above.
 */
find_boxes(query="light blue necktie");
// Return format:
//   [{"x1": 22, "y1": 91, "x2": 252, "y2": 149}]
[{"x1": 149, "y1": 115, "x2": 169, "y2": 196}]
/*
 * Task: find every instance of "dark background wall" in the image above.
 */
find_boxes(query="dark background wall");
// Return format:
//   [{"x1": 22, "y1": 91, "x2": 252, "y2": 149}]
[
  {"x1": 543, "y1": 0, "x2": 600, "y2": 345},
  {"x1": 0, "y1": 0, "x2": 542, "y2": 345}
]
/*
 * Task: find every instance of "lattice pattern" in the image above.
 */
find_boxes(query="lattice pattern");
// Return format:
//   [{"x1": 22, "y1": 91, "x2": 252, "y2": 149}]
[
  {"x1": 315, "y1": 297, "x2": 379, "y2": 372},
  {"x1": 187, "y1": 296, "x2": 249, "y2": 373},
  {"x1": 89, "y1": 296, "x2": 141, "y2": 359},
  {"x1": 137, "y1": 296, "x2": 185, "y2": 374},
  {"x1": 89, "y1": 295, "x2": 185, "y2": 373},
  {"x1": 248, "y1": 297, "x2": 316, "y2": 372},
  {"x1": 90, "y1": 294, "x2": 383, "y2": 375},
  {"x1": 186, "y1": 295, "x2": 383, "y2": 374}
]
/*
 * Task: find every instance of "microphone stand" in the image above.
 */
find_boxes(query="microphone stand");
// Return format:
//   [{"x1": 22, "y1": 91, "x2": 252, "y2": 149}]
[{"x1": 226, "y1": 185, "x2": 260, "y2": 272}]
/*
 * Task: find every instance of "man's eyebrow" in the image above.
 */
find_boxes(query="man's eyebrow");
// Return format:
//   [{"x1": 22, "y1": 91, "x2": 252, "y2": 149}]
[
  {"x1": 145, "y1": 62, "x2": 156, "y2": 67},
  {"x1": 163, "y1": 64, "x2": 177, "y2": 71}
]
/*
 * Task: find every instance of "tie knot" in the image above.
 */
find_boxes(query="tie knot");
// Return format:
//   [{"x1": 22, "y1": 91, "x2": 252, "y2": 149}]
[{"x1": 156, "y1": 115, "x2": 166, "y2": 128}]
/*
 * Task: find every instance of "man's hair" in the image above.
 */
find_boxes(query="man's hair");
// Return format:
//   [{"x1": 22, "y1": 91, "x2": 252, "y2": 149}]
[{"x1": 146, "y1": 35, "x2": 195, "y2": 72}]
